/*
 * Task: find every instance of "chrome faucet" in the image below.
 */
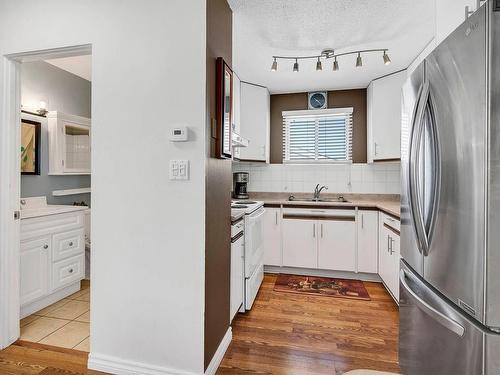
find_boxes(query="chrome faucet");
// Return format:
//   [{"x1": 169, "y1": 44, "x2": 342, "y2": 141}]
[{"x1": 313, "y1": 184, "x2": 328, "y2": 200}]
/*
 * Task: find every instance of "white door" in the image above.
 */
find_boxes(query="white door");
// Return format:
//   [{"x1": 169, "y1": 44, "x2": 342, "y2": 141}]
[
  {"x1": 357, "y1": 210, "x2": 378, "y2": 273},
  {"x1": 378, "y1": 225, "x2": 391, "y2": 288},
  {"x1": 239, "y1": 82, "x2": 269, "y2": 162},
  {"x1": 262, "y1": 207, "x2": 281, "y2": 266},
  {"x1": 20, "y1": 237, "x2": 50, "y2": 306},
  {"x1": 282, "y1": 218, "x2": 317, "y2": 268},
  {"x1": 318, "y1": 219, "x2": 356, "y2": 271}
]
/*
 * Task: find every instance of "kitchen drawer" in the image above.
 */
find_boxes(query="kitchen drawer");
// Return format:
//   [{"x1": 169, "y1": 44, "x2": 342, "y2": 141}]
[
  {"x1": 381, "y1": 212, "x2": 400, "y2": 232},
  {"x1": 52, "y1": 228, "x2": 85, "y2": 262},
  {"x1": 21, "y1": 211, "x2": 85, "y2": 241},
  {"x1": 51, "y1": 254, "x2": 84, "y2": 292},
  {"x1": 282, "y1": 207, "x2": 356, "y2": 219}
]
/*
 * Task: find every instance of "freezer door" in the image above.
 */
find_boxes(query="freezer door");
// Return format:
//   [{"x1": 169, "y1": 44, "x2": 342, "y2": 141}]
[
  {"x1": 401, "y1": 63, "x2": 425, "y2": 276},
  {"x1": 423, "y1": 5, "x2": 487, "y2": 322},
  {"x1": 399, "y1": 260, "x2": 484, "y2": 375}
]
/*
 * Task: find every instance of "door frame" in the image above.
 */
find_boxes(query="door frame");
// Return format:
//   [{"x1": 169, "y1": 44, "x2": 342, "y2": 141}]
[{"x1": 0, "y1": 44, "x2": 91, "y2": 349}]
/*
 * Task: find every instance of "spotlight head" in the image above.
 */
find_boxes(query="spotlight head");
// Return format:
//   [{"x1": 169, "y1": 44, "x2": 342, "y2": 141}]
[
  {"x1": 383, "y1": 51, "x2": 391, "y2": 65},
  {"x1": 316, "y1": 58, "x2": 322, "y2": 71},
  {"x1": 271, "y1": 58, "x2": 278, "y2": 71},
  {"x1": 356, "y1": 53, "x2": 362, "y2": 68},
  {"x1": 293, "y1": 59, "x2": 299, "y2": 72},
  {"x1": 333, "y1": 57, "x2": 339, "y2": 71}
]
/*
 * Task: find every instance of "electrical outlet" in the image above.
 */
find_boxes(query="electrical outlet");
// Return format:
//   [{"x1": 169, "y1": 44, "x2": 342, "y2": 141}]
[{"x1": 169, "y1": 160, "x2": 189, "y2": 180}]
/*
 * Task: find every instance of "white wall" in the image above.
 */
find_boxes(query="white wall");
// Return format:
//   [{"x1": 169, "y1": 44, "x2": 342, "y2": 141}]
[
  {"x1": 233, "y1": 162, "x2": 400, "y2": 195},
  {"x1": 0, "y1": 1, "x2": 207, "y2": 374}
]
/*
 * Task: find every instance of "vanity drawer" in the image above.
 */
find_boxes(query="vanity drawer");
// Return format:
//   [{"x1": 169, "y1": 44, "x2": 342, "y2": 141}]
[
  {"x1": 51, "y1": 254, "x2": 84, "y2": 292},
  {"x1": 52, "y1": 229, "x2": 85, "y2": 262},
  {"x1": 21, "y1": 211, "x2": 85, "y2": 241}
]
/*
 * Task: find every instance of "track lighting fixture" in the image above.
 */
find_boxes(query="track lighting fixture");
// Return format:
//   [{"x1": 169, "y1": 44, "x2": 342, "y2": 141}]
[
  {"x1": 316, "y1": 57, "x2": 322, "y2": 71},
  {"x1": 270, "y1": 48, "x2": 390, "y2": 73},
  {"x1": 271, "y1": 58, "x2": 278, "y2": 71},
  {"x1": 383, "y1": 51, "x2": 391, "y2": 65}
]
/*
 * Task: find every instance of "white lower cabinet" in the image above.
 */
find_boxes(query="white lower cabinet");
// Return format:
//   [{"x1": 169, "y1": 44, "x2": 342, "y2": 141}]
[
  {"x1": 378, "y1": 212, "x2": 401, "y2": 301},
  {"x1": 357, "y1": 210, "x2": 379, "y2": 273},
  {"x1": 282, "y1": 209, "x2": 356, "y2": 271},
  {"x1": 262, "y1": 207, "x2": 281, "y2": 266},
  {"x1": 20, "y1": 211, "x2": 86, "y2": 317},
  {"x1": 282, "y1": 218, "x2": 317, "y2": 268},
  {"x1": 20, "y1": 237, "x2": 50, "y2": 305},
  {"x1": 318, "y1": 219, "x2": 356, "y2": 271}
]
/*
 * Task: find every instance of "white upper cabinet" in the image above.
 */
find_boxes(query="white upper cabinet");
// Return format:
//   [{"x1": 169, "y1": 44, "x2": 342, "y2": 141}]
[
  {"x1": 367, "y1": 70, "x2": 407, "y2": 162},
  {"x1": 232, "y1": 73, "x2": 242, "y2": 160},
  {"x1": 47, "y1": 111, "x2": 91, "y2": 175},
  {"x1": 239, "y1": 82, "x2": 270, "y2": 162}
]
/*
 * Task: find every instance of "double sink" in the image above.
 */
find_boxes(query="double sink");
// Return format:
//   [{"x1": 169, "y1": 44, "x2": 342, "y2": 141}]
[{"x1": 288, "y1": 195, "x2": 349, "y2": 203}]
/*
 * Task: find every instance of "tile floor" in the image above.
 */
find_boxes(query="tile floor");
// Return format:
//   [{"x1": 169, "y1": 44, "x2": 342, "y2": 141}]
[{"x1": 19, "y1": 281, "x2": 90, "y2": 352}]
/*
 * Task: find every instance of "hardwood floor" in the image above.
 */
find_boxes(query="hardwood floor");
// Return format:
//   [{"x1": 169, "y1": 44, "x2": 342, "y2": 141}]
[
  {"x1": 0, "y1": 274, "x2": 399, "y2": 375},
  {"x1": 217, "y1": 273, "x2": 401, "y2": 375},
  {"x1": 0, "y1": 341, "x2": 105, "y2": 374}
]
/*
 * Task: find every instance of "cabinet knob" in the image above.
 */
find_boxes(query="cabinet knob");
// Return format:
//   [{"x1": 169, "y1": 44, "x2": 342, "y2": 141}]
[
  {"x1": 43, "y1": 244, "x2": 48, "y2": 249},
  {"x1": 69, "y1": 268, "x2": 74, "y2": 274},
  {"x1": 69, "y1": 241, "x2": 73, "y2": 247}
]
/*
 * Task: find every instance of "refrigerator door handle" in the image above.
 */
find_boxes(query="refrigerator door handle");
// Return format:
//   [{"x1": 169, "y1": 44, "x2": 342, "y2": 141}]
[
  {"x1": 400, "y1": 269, "x2": 465, "y2": 337},
  {"x1": 409, "y1": 81, "x2": 430, "y2": 256}
]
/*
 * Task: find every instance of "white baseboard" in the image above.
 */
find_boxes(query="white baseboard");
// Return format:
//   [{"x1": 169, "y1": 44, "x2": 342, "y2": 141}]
[
  {"x1": 21, "y1": 282, "x2": 80, "y2": 319},
  {"x1": 88, "y1": 327, "x2": 232, "y2": 375},
  {"x1": 88, "y1": 353, "x2": 200, "y2": 375},
  {"x1": 205, "y1": 327, "x2": 232, "y2": 375},
  {"x1": 264, "y1": 265, "x2": 382, "y2": 282}
]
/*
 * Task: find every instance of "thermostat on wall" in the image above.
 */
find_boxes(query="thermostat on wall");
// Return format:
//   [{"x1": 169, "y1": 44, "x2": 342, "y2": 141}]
[{"x1": 170, "y1": 127, "x2": 188, "y2": 142}]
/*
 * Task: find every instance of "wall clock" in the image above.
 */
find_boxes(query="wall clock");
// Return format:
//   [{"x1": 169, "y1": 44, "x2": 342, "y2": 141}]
[{"x1": 308, "y1": 91, "x2": 327, "y2": 109}]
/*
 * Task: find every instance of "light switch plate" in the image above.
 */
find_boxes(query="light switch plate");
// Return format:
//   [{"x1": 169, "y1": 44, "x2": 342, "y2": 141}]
[{"x1": 169, "y1": 160, "x2": 189, "y2": 180}]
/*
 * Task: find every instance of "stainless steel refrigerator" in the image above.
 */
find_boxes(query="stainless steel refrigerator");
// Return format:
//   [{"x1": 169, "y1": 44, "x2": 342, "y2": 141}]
[{"x1": 400, "y1": 1, "x2": 500, "y2": 374}]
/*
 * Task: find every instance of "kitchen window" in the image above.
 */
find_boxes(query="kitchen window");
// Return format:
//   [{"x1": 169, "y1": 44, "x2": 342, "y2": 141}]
[{"x1": 282, "y1": 108, "x2": 353, "y2": 163}]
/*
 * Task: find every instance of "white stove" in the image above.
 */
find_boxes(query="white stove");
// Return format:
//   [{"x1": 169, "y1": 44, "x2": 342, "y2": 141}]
[{"x1": 230, "y1": 199, "x2": 265, "y2": 311}]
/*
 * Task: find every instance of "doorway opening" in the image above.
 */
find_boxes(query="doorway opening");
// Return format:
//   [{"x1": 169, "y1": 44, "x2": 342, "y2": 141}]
[{"x1": 7, "y1": 45, "x2": 92, "y2": 352}]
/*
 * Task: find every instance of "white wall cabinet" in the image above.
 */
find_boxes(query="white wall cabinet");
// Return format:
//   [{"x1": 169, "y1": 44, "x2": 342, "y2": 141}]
[
  {"x1": 47, "y1": 111, "x2": 91, "y2": 175},
  {"x1": 318, "y1": 220, "x2": 356, "y2": 272},
  {"x1": 367, "y1": 70, "x2": 407, "y2": 162},
  {"x1": 232, "y1": 73, "x2": 242, "y2": 160},
  {"x1": 262, "y1": 207, "x2": 281, "y2": 266},
  {"x1": 239, "y1": 82, "x2": 270, "y2": 162},
  {"x1": 378, "y1": 212, "x2": 400, "y2": 302},
  {"x1": 282, "y1": 218, "x2": 317, "y2": 268},
  {"x1": 20, "y1": 210, "x2": 86, "y2": 318},
  {"x1": 357, "y1": 210, "x2": 379, "y2": 273}
]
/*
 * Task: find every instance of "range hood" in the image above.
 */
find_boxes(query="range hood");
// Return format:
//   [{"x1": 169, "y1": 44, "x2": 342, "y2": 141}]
[{"x1": 232, "y1": 131, "x2": 249, "y2": 148}]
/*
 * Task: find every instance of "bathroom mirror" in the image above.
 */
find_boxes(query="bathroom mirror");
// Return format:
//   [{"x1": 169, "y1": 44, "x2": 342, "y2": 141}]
[
  {"x1": 20, "y1": 119, "x2": 41, "y2": 175},
  {"x1": 216, "y1": 57, "x2": 232, "y2": 159}
]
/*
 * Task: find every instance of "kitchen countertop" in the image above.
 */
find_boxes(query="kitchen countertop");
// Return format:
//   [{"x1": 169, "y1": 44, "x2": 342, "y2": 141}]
[{"x1": 248, "y1": 192, "x2": 401, "y2": 219}]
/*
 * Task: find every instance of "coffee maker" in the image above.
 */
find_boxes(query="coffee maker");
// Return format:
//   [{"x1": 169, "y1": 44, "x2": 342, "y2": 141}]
[{"x1": 233, "y1": 172, "x2": 249, "y2": 199}]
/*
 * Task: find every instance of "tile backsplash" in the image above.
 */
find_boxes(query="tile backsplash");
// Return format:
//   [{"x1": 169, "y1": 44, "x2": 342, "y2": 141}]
[{"x1": 232, "y1": 162, "x2": 401, "y2": 194}]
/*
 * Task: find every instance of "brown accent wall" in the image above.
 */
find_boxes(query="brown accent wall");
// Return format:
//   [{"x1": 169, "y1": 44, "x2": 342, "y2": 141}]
[
  {"x1": 270, "y1": 89, "x2": 367, "y2": 163},
  {"x1": 205, "y1": 0, "x2": 232, "y2": 370}
]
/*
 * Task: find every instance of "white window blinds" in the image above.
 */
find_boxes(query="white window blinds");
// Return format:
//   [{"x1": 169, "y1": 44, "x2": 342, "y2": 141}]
[{"x1": 282, "y1": 108, "x2": 353, "y2": 163}]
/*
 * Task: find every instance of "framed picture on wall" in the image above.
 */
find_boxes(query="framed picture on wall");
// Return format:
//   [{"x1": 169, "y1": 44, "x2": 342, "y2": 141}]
[{"x1": 21, "y1": 119, "x2": 41, "y2": 175}]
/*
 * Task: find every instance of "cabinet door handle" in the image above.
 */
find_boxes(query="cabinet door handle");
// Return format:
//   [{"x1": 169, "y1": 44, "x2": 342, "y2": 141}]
[
  {"x1": 69, "y1": 268, "x2": 74, "y2": 274},
  {"x1": 69, "y1": 241, "x2": 74, "y2": 247},
  {"x1": 313, "y1": 223, "x2": 316, "y2": 238},
  {"x1": 387, "y1": 234, "x2": 390, "y2": 252},
  {"x1": 361, "y1": 214, "x2": 364, "y2": 229},
  {"x1": 275, "y1": 211, "x2": 278, "y2": 225},
  {"x1": 389, "y1": 237, "x2": 395, "y2": 255},
  {"x1": 321, "y1": 223, "x2": 323, "y2": 238},
  {"x1": 374, "y1": 142, "x2": 378, "y2": 156},
  {"x1": 43, "y1": 244, "x2": 48, "y2": 250}
]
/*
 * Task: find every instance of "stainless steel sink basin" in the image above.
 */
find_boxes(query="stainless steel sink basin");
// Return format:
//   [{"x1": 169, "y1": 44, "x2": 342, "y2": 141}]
[{"x1": 288, "y1": 196, "x2": 349, "y2": 203}]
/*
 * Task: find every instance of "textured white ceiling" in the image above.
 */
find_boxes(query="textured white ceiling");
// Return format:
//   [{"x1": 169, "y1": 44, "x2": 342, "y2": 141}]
[
  {"x1": 229, "y1": 0, "x2": 435, "y2": 93},
  {"x1": 45, "y1": 55, "x2": 92, "y2": 81}
]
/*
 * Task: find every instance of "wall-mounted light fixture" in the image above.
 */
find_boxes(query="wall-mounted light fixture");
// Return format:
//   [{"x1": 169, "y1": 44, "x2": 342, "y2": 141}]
[{"x1": 270, "y1": 48, "x2": 391, "y2": 72}]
